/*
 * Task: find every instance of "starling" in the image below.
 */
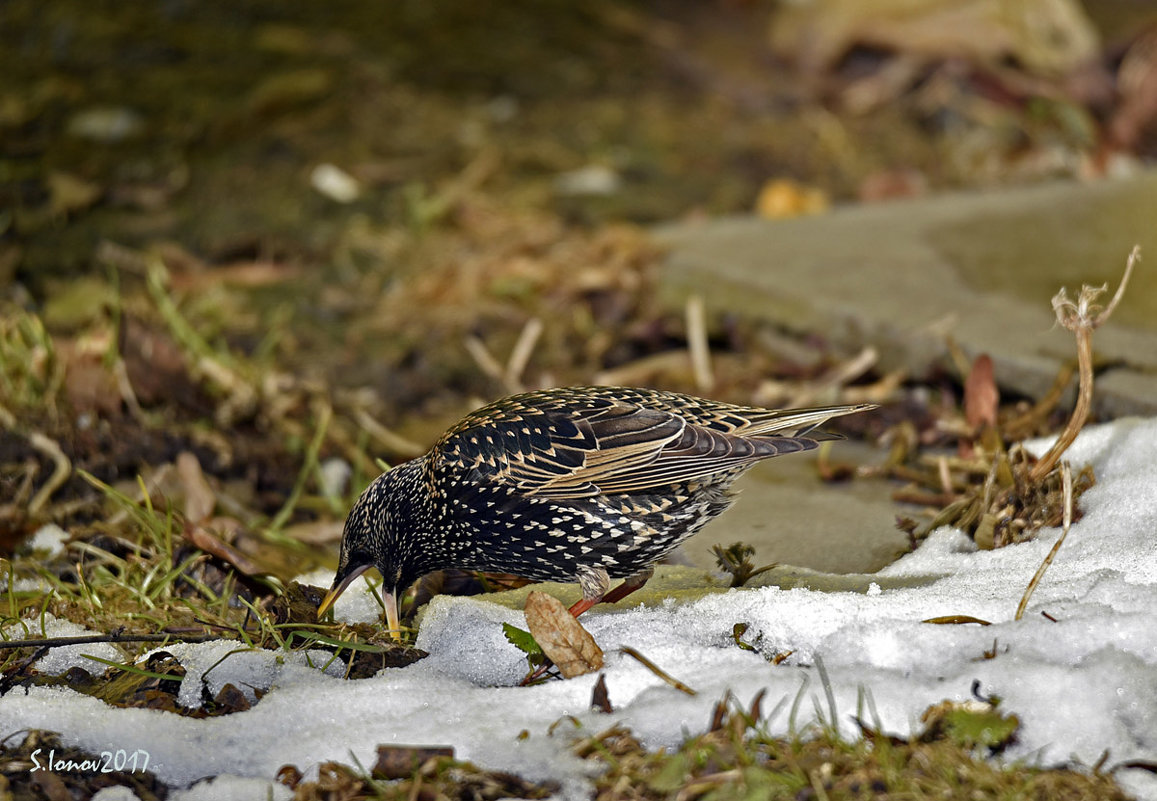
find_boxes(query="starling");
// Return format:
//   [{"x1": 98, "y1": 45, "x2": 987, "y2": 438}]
[{"x1": 317, "y1": 386, "x2": 874, "y2": 637}]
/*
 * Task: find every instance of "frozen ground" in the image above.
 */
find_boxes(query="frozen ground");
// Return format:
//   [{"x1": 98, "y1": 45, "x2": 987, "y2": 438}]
[{"x1": 2, "y1": 418, "x2": 1156, "y2": 800}]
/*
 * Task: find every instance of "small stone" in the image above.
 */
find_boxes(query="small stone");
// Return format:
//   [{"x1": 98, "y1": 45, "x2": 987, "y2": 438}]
[
  {"x1": 310, "y1": 163, "x2": 361, "y2": 203},
  {"x1": 554, "y1": 165, "x2": 621, "y2": 197},
  {"x1": 67, "y1": 107, "x2": 144, "y2": 143}
]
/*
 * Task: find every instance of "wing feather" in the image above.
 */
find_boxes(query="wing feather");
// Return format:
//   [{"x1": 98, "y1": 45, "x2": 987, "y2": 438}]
[{"x1": 432, "y1": 389, "x2": 872, "y2": 501}]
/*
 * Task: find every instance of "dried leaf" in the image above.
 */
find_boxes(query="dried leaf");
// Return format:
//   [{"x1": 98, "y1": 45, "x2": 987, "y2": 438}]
[
  {"x1": 176, "y1": 451, "x2": 216, "y2": 524},
  {"x1": 524, "y1": 590, "x2": 603, "y2": 679},
  {"x1": 731, "y1": 622, "x2": 757, "y2": 652},
  {"x1": 964, "y1": 354, "x2": 999, "y2": 430},
  {"x1": 184, "y1": 521, "x2": 266, "y2": 577},
  {"x1": 212, "y1": 683, "x2": 252, "y2": 713},
  {"x1": 276, "y1": 764, "x2": 303, "y2": 789},
  {"x1": 59, "y1": 340, "x2": 121, "y2": 417},
  {"x1": 120, "y1": 316, "x2": 199, "y2": 407},
  {"x1": 923, "y1": 615, "x2": 992, "y2": 626},
  {"x1": 1110, "y1": 26, "x2": 1157, "y2": 149},
  {"x1": 591, "y1": 673, "x2": 612, "y2": 713}
]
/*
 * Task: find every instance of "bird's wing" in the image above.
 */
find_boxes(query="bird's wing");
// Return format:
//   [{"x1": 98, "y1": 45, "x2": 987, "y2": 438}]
[
  {"x1": 435, "y1": 398, "x2": 861, "y2": 500},
  {"x1": 626, "y1": 392, "x2": 873, "y2": 439}
]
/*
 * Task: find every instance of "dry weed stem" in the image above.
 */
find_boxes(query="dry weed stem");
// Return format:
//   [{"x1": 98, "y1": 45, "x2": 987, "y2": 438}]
[{"x1": 1030, "y1": 246, "x2": 1139, "y2": 482}]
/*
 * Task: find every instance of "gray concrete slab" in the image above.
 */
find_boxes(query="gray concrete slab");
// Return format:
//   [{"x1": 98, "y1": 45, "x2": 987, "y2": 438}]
[
  {"x1": 657, "y1": 172, "x2": 1157, "y2": 417},
  {"x1": 676, "y1": 440, "x2": 907, "y2": 576}
]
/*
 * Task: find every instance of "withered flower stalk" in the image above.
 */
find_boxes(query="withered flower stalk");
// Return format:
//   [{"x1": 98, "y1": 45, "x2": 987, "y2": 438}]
[{"x1": 1028, "y1": 246, "x2": 1139, "y2": 483}]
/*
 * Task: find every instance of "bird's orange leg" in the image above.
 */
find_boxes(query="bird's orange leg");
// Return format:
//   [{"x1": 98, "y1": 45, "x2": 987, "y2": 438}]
[
  {"x1": 600, "y1": 567, "x2": 654, "y2": 605},
  {"x1": 566, "y1": 597, "x2": 600, "y2": 617},
  {"x1": 567, "y1": 567, "x2": 654, "y2": 617}
]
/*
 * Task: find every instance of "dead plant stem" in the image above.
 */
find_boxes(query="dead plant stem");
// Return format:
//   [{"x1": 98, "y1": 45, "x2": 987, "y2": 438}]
[
  {"x1": 1029, "y1": 331, "x2": 1092, "y2": 482},
  {"x1": 619, "y1": 645, "x2": 697, "y2": 696},
  {"x1": 1016, "y1": 462, "x2": 1073, "y2": 620},
  {"x1": 1028, "y1": 245, "x2": 1138, "y2": 483}
]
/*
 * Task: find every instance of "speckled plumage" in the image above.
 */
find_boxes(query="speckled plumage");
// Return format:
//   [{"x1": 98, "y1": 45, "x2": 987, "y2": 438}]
[{"x1": 319, "y1": 386, "x2": 874, "y2": 635}]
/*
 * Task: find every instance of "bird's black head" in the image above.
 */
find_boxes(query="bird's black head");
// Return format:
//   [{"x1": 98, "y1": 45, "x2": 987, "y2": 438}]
[{"x1": 316, "y1": 459, "x2": 433, "y2": 638}]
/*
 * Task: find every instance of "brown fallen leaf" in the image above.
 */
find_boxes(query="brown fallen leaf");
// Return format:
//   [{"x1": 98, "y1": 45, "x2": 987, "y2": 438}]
[
  {"x1": 1109, "y1": 24, "x2": 1157, "y2": 151},
  {"x1": 184, "y1": 521, "x2": 267, "y2": 577},
  {"x1": 524, "y1": 590, "x2": 604, "y2": 679},
  {"x1": 923, "y1": 615, "x2": 992, "y2": 626},
  {"x1": 120, "y1": 315, "x2": 203, "y2": 409},
  {"x1": 963, "y1": 354, "x2": 999, "y2": 431},
  {"x1": 276, "y1": 764, "x2": 303, "y2": 790},
  {"x1": 58, "y1": 336, "x2": 122, "y2": 418},
  {"x1": 176, "y1": 451, "x2": 216, "y2": 524},
  {"x1": 212, "y1": 682, "x2": 252, "y2": 713},
  {"x1": 591, "y1": 673, "x2": 613, "y2": 713}
]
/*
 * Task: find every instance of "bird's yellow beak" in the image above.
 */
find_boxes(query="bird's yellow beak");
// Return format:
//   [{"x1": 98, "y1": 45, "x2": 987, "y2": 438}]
[
  {"x1": 317, "y1": 566, "x2": 404, "y2": 642},
  {"x1": 316, "y1": 586, "x2": 342, "y2": 618},
  {"x1": 316, "y1": 564, "x2": 369, "y2": 619}
]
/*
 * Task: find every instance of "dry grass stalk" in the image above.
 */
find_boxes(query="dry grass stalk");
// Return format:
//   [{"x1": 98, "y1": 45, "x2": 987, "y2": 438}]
[
  {"x1": 504, "y1": 317, "x2": 544, "y2": 392},
  {"x1": 784, "y1": 345, "x2": 877, "y2": 408},
  {"x1": 593, "y1": 350, "x2": 691, "y2": 387},
  {"x1": 619, "y1": 645, "x2": 697, "y2": 696},
  {"x1": 464, "y1": 334, "x2": 506, "y2": 385},
  {"x1": 1016, "y1": 461, "x2": 1073, "y2": 621},
  {"x1": 464, "y1": 317, "x2": 545, "y2": 395},
  {"x1": 352, "y1": 408, "x2": 425, "y2": 459},
  {"x1": 0, "y1": 400, "x2": 71, "y2": 516},
  {"x1": 24, "y1": 430, "x2": 71, "y2": 516},
  {"x1": 685, "y1": 294, "x2": 714, "y2": 393}
]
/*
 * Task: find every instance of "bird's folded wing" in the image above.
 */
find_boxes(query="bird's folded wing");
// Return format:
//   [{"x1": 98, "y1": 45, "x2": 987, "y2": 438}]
[{"x1": 437, "y1": 401, "x2": 834, "y2": 500}]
